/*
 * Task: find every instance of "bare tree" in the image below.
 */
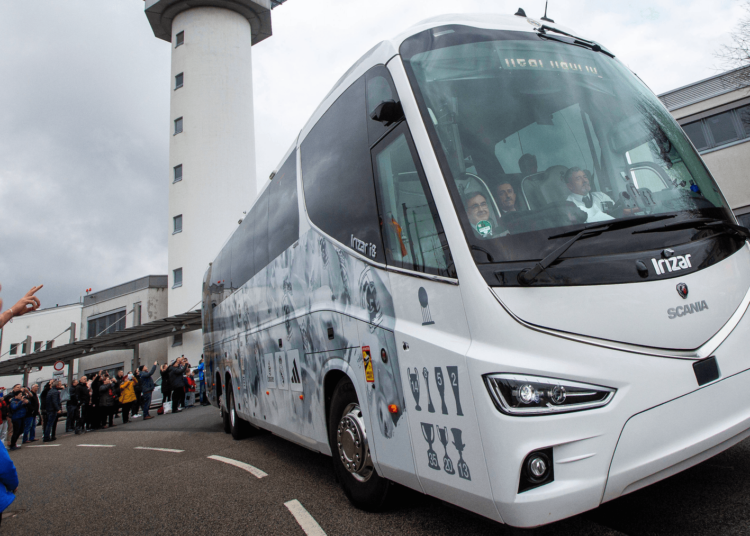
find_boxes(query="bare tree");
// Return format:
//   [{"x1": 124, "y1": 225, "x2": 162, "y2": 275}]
[{"x1": 716, "y1": 1, "x2": 750, "y2": 86}]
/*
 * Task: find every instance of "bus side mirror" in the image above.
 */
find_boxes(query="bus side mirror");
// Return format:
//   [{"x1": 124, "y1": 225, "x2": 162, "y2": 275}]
[{"x1": 370, "y1": 100, "x2": 404, "y2": 126}]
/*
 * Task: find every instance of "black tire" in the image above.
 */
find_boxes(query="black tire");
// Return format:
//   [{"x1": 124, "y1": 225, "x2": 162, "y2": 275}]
[
  {"x1": 227, "y1": 380, "x2": 251, "y2": 440},
  {"x1": 222, "y1": 399, "x2": 231, "y2": 434},
  {"x1": 328, "y1": 377, "x2": 390, "y2": 511}
]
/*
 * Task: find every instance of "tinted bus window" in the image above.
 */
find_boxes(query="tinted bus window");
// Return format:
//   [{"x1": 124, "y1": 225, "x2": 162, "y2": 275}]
[
  {"x1": 231, "y1": 215, "x2": 255, "y2": 291},
  {"x1": 268, "y1": 150, "x2": 299, "y2": 262},
  {"x1": 302, "y1": 77, "x2": 384, "y2": 264},
  {"x1": 252, "y1": 187, "x2": 270, "y2": 273}
]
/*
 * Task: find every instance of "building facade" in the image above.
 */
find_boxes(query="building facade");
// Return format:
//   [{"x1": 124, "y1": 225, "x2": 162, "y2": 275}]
[{"x1": 659, "y1": 66, "x2": 750, "y2": 225}]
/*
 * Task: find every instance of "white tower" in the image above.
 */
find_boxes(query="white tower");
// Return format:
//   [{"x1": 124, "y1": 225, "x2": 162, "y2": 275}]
[{"x1": 145, "y1": 0, "x2": 276, "y2": 362}]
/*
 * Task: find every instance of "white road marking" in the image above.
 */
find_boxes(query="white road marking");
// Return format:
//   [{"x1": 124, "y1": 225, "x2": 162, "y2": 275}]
[
  {"x1": 77, "y1": 444, "x2": 115, "y2": 448},
  {"x1": 134, "y1": 447, "x2": 184, "y2": 453},
  {"x1": 284, "y1": 500, "x2": 327, "y2": 536},
  {"x1": 207, "y1": 455, "x2": 267, "y2": 479},
  {"x1": 27, "y1": 444, "x2": 60, "y2": 447}
]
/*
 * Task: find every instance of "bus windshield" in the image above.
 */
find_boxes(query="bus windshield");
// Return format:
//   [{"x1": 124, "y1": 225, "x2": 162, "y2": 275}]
[{"x1": 400, "y1": 26, "x2": 735, "y2": 274}]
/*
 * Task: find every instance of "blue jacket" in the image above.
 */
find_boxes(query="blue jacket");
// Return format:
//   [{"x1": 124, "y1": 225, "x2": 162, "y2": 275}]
[
  {"x1": 46, "y1": 388, "x2": 61, "y2": 413},
  {"x1": 139, "y1": 365, "x2": 157, "y2": 393},
  {"x1": 194, "y1": 363, "x2": 205, "y2": 382},
  {"x1": 9, "y1": 399, "x2": 26, "y2": 421},
  {"x1": 0, "y1": 444, "x2": 18, "y2": 512}
]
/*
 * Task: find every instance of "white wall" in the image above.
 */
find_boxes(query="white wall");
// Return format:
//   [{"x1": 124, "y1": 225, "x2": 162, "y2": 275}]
[
  {"x1": 167, "y1": 6, "x2": 257, "y2": 363},
  {"x1": 79, "y1": 286, "x2": 168, "y2": 374},
  {"x1": 0, "y1": 303, "x2": 82, "y2": 388}
]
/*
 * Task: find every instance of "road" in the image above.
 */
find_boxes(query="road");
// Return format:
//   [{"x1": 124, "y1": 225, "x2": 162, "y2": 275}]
[{"x1": 2, "y1": 405, "x2": 750, "y2": 535}]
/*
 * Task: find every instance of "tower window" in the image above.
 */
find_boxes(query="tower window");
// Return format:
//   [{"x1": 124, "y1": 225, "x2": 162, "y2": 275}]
[
  {"x1": 175, "y1": 72, "x2": 183, "y2": 89},
  {"x1": 9, "y1": 344, "x2": 17, "y2": 355},
  {"x1": 173, "y1": 214, "x2": 183, "y2": 234},
  {"x1": 175, "y1": 31, "x2": 184, "y2": 47},
  {"x1": 172, "y1": 333, "x2": 183, "y2": 346},
  {"x1": 174, "y1": 117, "x2": 183, "y2": 135},
  {"x1": 173, "y1": 268, "x2": 183, "y2": 288},
  {"x1": 174, "y1": 164, "x2": 182, "y2": 183}
]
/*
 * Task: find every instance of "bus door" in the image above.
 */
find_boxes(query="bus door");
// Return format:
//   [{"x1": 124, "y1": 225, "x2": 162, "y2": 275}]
[{"x1": 370, "y1": 119, "x2": 497, "y2": 517}]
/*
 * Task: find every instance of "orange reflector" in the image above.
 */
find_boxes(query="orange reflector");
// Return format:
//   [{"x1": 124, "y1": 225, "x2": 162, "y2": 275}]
[
  {"x1": 237, "y1": 386, "x2": 241, "y2": 390},
  {"x1": 299, "y1": 395, "x2": 304, "y2": 400},
  {"x1": 266, "y1": 391, "x2": 270, "y2": 395},
  {"x1": 388, "y1": 404, "x2": 398, "y2": 413}
]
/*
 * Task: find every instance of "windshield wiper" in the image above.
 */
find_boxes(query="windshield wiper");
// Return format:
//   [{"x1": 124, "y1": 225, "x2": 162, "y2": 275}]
[
  {"x1": 632, "y1": 217, "x2": 750, "y2": 238},
  {"x1": 518, "y1": 223, "x2": 612, "y2": 285},
  {"x1": 537, "y1": 25, "x2": 615, "y2": 58},
  {"x1": 517, "y1": 214, "x2": 676, "y2": 285},
  {"x1": 548, "y1": 214, "x2": 675, "y2": 240}
]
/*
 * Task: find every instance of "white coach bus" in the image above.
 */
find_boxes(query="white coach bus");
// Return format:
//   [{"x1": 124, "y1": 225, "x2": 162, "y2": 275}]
[{"x1": 202, "y1": 12, "x2": 750, "y2": 528}]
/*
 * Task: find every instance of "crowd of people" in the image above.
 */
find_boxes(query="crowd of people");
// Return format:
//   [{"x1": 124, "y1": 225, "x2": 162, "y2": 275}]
[{"x1": 0, "y1": 354, "x2": 209, "y2": 450}]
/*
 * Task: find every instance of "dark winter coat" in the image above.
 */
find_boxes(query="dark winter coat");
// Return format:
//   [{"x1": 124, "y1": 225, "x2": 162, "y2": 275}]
[
  {"x1": 75, "y1": 383, "x2": 90, "y2": 406},
  {"x1": 160, "y1": 368, "x2": 172, "y2": 394},
  {"x1": 91, "y1": 379, "x2": 102, "y2": 406},
  {"x1": 139, "y1": 365, "x2": 157, "y2": 394},
  {"x1": 169, "y1": 365, "x2": 187, "y2": 390},
  {"x1": 39, "y1": 384, "x2": 51, "y2": 412},
  {"x1": 46, "y1": 388, "x2": 61, "y2": 414},
  {"x1": 26, "y1": 392, "x2": 39, "y2": 417},
  {"x1": 98, "y1": 384, "x2": 115, "y2": 407}
]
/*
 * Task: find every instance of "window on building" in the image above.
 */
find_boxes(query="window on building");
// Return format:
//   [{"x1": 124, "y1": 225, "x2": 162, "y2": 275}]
[
  {"x1": 172, "y1": 333, "x2": 183, "y2": 346},
  {"x1": 87, "y1": 309, "x2": 127, "y2": 339},
  {"x1": 45, "y1": 340, "x2": 54, "y2": 351},
  {"x1": 680, "y1": 104, "x2": 750, "y2": 152},
  {"x1": 174, "y1": 117, "x2": 183, "y2": 135},
  {"x1": 9, "y1": 344, "x2": 17, "y2": 356},
  {"x1": 134, "y1": 302, "x2": 142, "y2": 327},
  {"x1": 175, "y1": 31, "x2": 184, "y2": 47},
  {"x1": 21, "y1": 342, "x2": 27, "y2": 354},
  {"x1": 173, "y1": 268, "x2": 183, "y2": 288},
  {"x1": 34, "y1": 341, "x2": 42, "y2": 352},
  {"x1": 174, "y1": 164, "x2": 182, "y2": 183},
  {"x1": 175, "y1": 72, "x2": 184, "y2": 89},
  {"x1": 301, "y1": 76, "x2": 384, "y2": 263},
  {"x1": 706, "y1": 111, "x2": 740, "y2": 146},
  {"x1": 682, "y1": 121, "x2": 709, "y2": 151},
  {"x1": 173, "y1": 214, "x2": 183, "y2": 234}
]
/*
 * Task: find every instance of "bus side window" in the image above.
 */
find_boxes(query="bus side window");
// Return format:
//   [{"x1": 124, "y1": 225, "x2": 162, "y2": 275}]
[
  {"x1": 371, "y1": 123, "x2": 455, "y2": 278},
  {"x1": 252, "y1": 188, "x2": 270, "y2": 274},
  {"x1": 267, "y1": 149, "x2": 299, "y2": 262},
  {"x1": 366, "y1": 66, "x2": 399, "y2": 145},
  {"x1": 301, "y1": 76, "x2": 385, "y2": 263},
  {"x1": 231, "y1": 209, "x2": 255, "y2": 291}
]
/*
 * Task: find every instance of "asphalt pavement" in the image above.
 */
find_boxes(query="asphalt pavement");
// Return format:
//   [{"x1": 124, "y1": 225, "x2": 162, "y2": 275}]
[{"x1": 2, "y1": 406, "x2": 749, "y2": 535}]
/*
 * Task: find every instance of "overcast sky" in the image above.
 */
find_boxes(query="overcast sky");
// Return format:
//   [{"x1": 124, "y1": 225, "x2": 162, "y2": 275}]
[{"x1": 0, "y1": 0, "x2": 744, "y2": 312}]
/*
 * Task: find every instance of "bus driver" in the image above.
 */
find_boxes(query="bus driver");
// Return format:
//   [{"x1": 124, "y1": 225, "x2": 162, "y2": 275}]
[{"x1": 563, "y1": 167, "x2": 614, "y2": 222}]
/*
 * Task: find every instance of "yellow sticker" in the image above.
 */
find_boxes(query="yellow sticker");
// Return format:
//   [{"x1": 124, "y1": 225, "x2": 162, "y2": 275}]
[{"x1": 362, "y1": 346, "x2": 374, "y2": 383}]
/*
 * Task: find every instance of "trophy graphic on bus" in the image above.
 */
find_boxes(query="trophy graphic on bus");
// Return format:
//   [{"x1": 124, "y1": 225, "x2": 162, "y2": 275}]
[
  {"x1": 438, "y1": 426, "x2": 455, "y2": 475},
  {"x1": 421, "y1": 423, "x2": 440, "y2": 470},
  {"x1": 451, "y1": 428, "x2": 471, "y2": 481},
  {"x1": 446, "y1": 365, "x2": 464, "y2": 416},
  {"x1": 408, "y1": 368, "x2": 421, "y2": 411},
  {"x1": 435, "y1": 367, "x2": 448, "y2": 415},
  {"x1": 423, "y1": 367, "x2": 435, "y2": 413}
]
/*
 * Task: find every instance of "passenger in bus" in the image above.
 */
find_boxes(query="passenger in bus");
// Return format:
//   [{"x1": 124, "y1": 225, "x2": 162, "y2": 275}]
[
  {"x1": 518, "y1": 153, "x2": 537, "y2": 177},
  {"x1": 563, "y1": 167, "x2": 614, "y2": 222},
  {"x1": 464, "y1": 192, "x2": 495, "y2": 238},
  {"x1": 495, "y1": 181, "x2": 518, "y2": 213}
]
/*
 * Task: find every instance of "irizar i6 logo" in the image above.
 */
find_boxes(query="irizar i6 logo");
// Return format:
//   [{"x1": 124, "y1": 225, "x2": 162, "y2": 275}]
[{"x1": 651, "y1": 254, "x2": 692, "y2": 275}]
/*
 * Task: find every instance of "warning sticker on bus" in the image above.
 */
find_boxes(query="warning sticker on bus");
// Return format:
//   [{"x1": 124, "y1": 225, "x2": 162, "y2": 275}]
[{"x1": 362, "y1": 346, "x2": 374, "y2": 383}]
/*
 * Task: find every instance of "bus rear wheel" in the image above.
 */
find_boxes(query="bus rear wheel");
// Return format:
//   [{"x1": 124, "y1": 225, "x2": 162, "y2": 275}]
[
  {"x1": 328, "y1": 377, "x2": 390, "y2": 511},
  {"x1": 227, "y1": 380, "x2": 251, "y2": 440}
]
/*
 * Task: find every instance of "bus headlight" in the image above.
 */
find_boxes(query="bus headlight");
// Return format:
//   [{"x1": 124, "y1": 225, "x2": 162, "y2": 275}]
[{"x1": 483, "y1": 374, "x2": 616, "y2": 416}]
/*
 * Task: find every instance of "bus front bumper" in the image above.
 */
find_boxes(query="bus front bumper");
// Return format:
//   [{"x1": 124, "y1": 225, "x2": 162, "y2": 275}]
[{"x1": 602, "y1": 366, "x2": 750, "y2": 503}]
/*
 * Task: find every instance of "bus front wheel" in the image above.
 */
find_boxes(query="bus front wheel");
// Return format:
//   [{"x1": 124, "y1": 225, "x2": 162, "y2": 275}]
[
  {"x1": 328, "y1": 377, "x2": 390, "y2": 511},
  {"x1": 227, "y1": 380, "x2": 251, "y2": 440}
]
